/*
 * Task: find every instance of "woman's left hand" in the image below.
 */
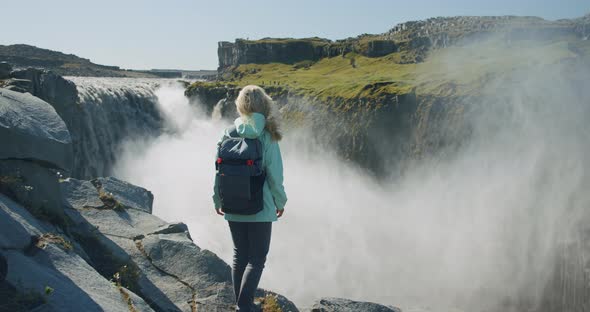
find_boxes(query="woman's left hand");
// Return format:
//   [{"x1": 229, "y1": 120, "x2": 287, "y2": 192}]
[{"x1": 216, "y1": 208, "x2": 224, "y2": 216}]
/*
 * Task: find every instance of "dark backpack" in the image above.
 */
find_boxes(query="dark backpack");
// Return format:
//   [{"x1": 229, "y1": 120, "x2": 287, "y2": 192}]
[{"x1": 215, "y1": 126, "x2": 265, "y2": 215}]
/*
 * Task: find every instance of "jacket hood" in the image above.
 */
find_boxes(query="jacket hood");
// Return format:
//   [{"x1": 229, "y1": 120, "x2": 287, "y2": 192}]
[{"x1": 233, "y1": 112, "x2": 266, "y2": 139}]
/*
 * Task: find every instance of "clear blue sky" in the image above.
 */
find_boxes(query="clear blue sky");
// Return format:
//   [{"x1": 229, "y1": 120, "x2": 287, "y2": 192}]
[{"x1": 2, "y1": 0, "x2": 588, "y2": 70}]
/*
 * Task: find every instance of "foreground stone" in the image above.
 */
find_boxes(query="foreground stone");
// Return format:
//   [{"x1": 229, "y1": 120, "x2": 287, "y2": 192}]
[
  {"x1": 62, "y1": 176, "x2": 235, "y2": 311},
  {"x1": 0, "y1": 194, "x2": 153, "y2": 312},
  {"x1": 311, "y1": 297, "x2": 401, "y2": 312},
  {"x1": 61, "y1": 177, "x2": 299, "y2": 312},
  {"x1": 0, "y1": 88, "x2": 72, "y2": 170}
]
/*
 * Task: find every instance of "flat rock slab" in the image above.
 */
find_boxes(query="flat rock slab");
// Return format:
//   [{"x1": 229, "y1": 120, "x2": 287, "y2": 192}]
[
  {"x1": 0, "y1": 193, "x2": 152, "y2": 311},
  {"x1": 5, "y1": 245, "x2": 153, "y2": 312},
  {"x1": 0, "y1": 88, "x2": 72, "y2": 170},
  {"x1": 65, "y1": 205, "x2": 167, "y2": 239},
  {"x1": 311, "y1": 297, "x2": 401, "y2": 312},
  {"x1": 60, "y1": 178, "x2": 104, "y2": 209},
  {"x1": 92, "y1": 177, "x2": 154, "y2": 213},
  {"x1": 141, "y1": 232, "x2": 235, "y2": 309},
  {"x1": 142, "y1": 232, "x2": 232, "y2": 288},
  {"x1": 61, "y1": 178, "x2": 197, "y2": 311},
  {"x1": 108, "y1": 235, "x2": 194, "y2": 312},
  {"x1": 58, "y1": 176, "x2": 299, "y2": 311}
]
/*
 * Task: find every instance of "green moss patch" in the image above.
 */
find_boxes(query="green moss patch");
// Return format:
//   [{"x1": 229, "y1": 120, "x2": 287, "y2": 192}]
[
  {"x1": 255, "y1": 294, "x2": 283, "y2": 312},
  {"x1": 34, "y1": 233, "x2": 73, "y2": 251},
  {"x1": 97, "y1": 189, "x2": 125, "y2": 211},
  {"x1": 204, "y1": 34, "x2": 587, "y2": 103}
]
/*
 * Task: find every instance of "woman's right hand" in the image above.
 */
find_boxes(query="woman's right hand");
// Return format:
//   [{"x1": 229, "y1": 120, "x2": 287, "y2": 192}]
[{"x1": 216, "y1": 208, "x2": 224, "y2": 216}]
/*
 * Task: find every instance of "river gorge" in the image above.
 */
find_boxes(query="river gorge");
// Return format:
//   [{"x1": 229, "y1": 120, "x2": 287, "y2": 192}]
[{"x1": 58, "y1": 65, "x2": 590, "y2": 311}]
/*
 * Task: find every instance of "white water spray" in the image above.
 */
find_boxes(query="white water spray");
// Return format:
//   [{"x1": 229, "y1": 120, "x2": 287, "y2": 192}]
[{"x1": 113, "y1": 55, "x2": 590, "y2": 311}]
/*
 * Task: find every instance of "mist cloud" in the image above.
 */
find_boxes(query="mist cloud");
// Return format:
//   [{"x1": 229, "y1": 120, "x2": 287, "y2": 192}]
[{"x1": 114, "y1": 36, "x2": 590, "y2": 311}]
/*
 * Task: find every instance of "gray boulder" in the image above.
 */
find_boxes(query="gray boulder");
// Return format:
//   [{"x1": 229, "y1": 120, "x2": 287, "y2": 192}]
[
  {"x1": 61, "y1": 177, "x2": 238, "y2": 311},
  {"x1": 92, "y1": 177, "x2": 154, "y2": 213},
  {"x1": 5, "y1": 245, "x2": 154, "y2": 312},
  {"x1": 0, "y1": 88, "x2": 72, "y2": 170},
  {"x1": 61, "y1": 178, "x2": 166, "y2": 240},
  {"x1": 108, "y1": 235, "x2": 195, "y2": 312},
  {"x1": 141, "y1": 231, "x2": 234, "y2": 294},
  {"x1": 61, "y1": 177, "x2": 211, "y2": 311},
  {"x1": 0, "y1": 62, "x2": 11, "y2": 79},
  {"x1": 141, "y1": 232, "x2": 231, "y2": 282},
  {"x1": 60, "y1": 178, "x2": 104, "y2": 209},
  {"x1": 59, "y1": 177, "x2": 300, "y2": 312},
  {"x1": 0, "y1": 193, "x2": 153, "y2": 312},
  {"x1": 311, "y1": 297, "x2": 401, "y2": 312},
  {"x1": 8, "y1": 68, "x2": 79, "y2": 118}
]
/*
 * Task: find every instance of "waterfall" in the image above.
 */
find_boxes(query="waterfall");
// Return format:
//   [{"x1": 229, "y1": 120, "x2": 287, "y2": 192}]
[{"x1": 65, "y1": 77, "x2": 169, "y2": 178}]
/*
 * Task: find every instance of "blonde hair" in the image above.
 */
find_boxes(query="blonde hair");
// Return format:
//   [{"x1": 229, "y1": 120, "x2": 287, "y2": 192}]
[{"x1": 235, "y1": 85, "x2": 283, "y2": 141}]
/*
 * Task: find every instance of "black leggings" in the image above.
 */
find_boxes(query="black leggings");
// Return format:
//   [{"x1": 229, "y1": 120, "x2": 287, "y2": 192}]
[{"x1": 228, "y1": 221, "x2": 272, "y2": 311}]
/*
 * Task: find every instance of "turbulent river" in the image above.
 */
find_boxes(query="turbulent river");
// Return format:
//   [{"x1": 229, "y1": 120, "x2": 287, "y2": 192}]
[{"x1": 65, "y1": 74, "x2": 590, "y2": 311}]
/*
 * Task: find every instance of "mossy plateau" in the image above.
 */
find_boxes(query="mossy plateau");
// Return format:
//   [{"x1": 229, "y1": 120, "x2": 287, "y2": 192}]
[{"x1": 197, "y1": 35, "x2": 589, "y2": 103}]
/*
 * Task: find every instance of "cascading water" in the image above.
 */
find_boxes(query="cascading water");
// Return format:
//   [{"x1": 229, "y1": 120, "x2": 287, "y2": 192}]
[
  {"x1": 65, "y1": 77, "x2": 169, "y2": 178},
  {"x1": 112, "y1": 59, "x2": 590, "y2": 311}
]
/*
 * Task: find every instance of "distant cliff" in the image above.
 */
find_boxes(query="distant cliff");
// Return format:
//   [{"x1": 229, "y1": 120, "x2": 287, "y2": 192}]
[
  {"x1": 385, "y1": 15, "x2": 590, "y2": 49},
  {"x1": 218, "y1": 37, "x2": 398, "y2": 70},
  {"x1": 218, "y1": 14, "x2": 590, "y2": 71}
]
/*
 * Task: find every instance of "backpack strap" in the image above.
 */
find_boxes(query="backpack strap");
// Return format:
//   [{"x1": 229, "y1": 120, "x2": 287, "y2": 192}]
[
  {"x1": 216, "y1": 125, "x2": 238, "y2": 152},
  {"x1": 227, "y1": 125, "x2": 239, "y2": 138}
]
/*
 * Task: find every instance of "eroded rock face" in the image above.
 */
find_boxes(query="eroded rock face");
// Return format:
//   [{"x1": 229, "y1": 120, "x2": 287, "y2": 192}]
[
  {"x1": 0, "y1": 88, "x2": 72, "y2": 170},
  {"x1": 186, "y1": 83, "x2": 421, "y2": 176},
  {"x1": 66, "y1": 78, "x2": 164, "y2": 179},
  {"x1": 218, "y1": 38, "x2": 397, "y2": 70},
  {"x1": 8, "y1": 68, "x2": 79, "y2": 111},
  {"x1": 311, "y1": 297, "x2": 401, "y2": 312},
  {"x1": 218, "y1": 39, "x2": 332, "y2": 69},
  {"x1": 61, "y1": 176, "x2": 234, "y2": 311},
  {"x1": 0, "y1": 194, "x2": 153, "y2": 312},
  {"x1": 60, "y1": 177, "x2": 300, "y2": 312}
]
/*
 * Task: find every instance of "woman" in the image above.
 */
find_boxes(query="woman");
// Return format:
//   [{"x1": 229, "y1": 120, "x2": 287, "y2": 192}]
[{"x1": 213, "y1": 85, "x2": 287, "y2": 311}]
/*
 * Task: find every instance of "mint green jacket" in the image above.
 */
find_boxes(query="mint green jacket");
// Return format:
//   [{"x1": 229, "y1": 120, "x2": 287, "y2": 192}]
[{"x1": 213, "y1": 113, "x2": 287, "y2": 222}]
